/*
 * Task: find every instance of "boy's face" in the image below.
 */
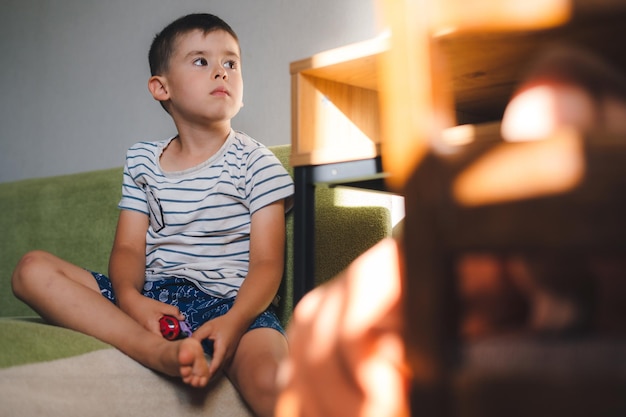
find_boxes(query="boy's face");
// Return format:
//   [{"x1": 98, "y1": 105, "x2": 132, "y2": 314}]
[{"x1": 155, "y1": 29, "x2": 244, "y2": 125}]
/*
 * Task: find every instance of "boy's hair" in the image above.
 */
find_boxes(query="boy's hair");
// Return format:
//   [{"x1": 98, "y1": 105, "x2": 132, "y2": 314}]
[{"x1": 149, "y1": 13, "x2": 239, "y2": 76}]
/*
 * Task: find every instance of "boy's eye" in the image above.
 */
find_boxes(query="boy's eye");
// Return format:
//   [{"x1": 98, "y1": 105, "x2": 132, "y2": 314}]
[
  {"x1": 193, "y1": 58, "x2": 208, "y2": 66},
  {"x1": 223, "y1": 60, "x2": 237, "y2": 70}
]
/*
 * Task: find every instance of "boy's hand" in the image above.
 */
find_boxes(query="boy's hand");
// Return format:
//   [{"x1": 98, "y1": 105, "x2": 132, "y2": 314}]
[
  {"x1": 191, "y1": 313, "x2": 246, "y2": 377},
  {"x1": 118, "y1": 291, "x2": 185, "y2": 335}
]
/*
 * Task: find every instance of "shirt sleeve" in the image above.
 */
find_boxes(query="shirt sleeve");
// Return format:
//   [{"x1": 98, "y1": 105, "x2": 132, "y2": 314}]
[
  {"x1": 117, "y1": 144, "x2": 150, "y2": 216},
  {"x1": 245, "y1": 147, "x2": 295, "y2": 215}
]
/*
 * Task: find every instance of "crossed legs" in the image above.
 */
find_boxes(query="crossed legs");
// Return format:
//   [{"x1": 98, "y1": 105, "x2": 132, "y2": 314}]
[
  {"x1": 11, "y1": 250, "x2": 210, "y2": 386},
  {"x1": 12, "y1": 250, "x2": 286, "y2": 416}
]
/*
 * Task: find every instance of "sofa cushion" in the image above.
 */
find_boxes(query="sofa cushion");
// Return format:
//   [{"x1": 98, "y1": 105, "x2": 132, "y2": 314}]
[
  {"x1": 0, "y1": 318, "x2": 253, "y2": 417},
  {"x1": 0, "y1": 318, "x2": 109, "y2": 368}
]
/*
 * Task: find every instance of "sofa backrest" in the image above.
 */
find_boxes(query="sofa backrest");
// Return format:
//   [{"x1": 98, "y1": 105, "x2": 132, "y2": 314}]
[
  {"x1": 0, "y1": 145, "x2": 392, "y2": 323},
  {"x1": 1, "y1": 167, "x2": 122, "y2": 316}
]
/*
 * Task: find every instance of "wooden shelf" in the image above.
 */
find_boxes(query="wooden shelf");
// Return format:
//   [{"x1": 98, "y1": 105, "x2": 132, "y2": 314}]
[
  {"x1": 289, "y1": 36, "x2": 387, "y2": 167},
  {"x1": 290, "y1": 36, "x2": 386, "y2": 91}
]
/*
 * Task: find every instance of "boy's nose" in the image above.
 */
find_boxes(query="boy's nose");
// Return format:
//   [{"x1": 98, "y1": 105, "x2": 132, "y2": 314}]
[{"x1": 214, "y1": 69, "x2": 227, "y2": 80}]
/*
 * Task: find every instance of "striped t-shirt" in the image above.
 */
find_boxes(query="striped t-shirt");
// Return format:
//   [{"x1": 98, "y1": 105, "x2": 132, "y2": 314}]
[{"x1": 118, "y1": 130, "x2": 294, "y2": 298}]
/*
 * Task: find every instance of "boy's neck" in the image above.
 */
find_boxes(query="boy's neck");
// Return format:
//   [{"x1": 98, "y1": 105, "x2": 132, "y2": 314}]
[
  {"x1": 176, "y1": 121, "x2": 231, "y2": 150},
  {"x1": 161, "y1": 121, "x2": 232, "y2": 172}
]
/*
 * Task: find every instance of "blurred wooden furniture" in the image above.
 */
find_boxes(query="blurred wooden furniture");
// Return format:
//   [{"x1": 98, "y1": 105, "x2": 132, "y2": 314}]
[
  {"x1": 401, "y1": 126, "x2": 626, "y2": 417},
  {"x1": 289, "y1": 0, "x2": 626, "y2": 302},
  {"x1": 378, "y1": 0, "x2": 626, "y2": 191},
  {"x1": 376, "y1": 0, "x2": 626, "y2": 416}
]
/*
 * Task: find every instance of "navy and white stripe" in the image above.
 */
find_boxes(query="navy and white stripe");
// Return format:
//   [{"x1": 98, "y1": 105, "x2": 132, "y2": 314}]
[{"x1": 118, "y1": 130, "x2": 294, "y2": 298}]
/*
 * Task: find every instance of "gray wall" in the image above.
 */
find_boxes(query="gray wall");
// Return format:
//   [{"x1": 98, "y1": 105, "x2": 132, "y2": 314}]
[{"x1": 0, "y1": 0, "x2": 378, "y2": 182}]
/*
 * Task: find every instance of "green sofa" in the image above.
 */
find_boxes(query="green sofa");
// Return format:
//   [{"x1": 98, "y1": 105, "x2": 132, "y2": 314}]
[{"x1": 0, "y1": 145, "x2": 392, "y2": 416}]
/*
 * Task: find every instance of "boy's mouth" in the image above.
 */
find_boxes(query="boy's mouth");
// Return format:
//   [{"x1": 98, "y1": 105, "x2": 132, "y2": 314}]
[{"x1": 211, "y1": 87, "x2": 230, "y2": 96}]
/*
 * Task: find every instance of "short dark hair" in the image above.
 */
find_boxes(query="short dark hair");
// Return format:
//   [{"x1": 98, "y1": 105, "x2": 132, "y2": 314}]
[{"x1": 148, "y1": 13, "x2": 239, "y2": 76}]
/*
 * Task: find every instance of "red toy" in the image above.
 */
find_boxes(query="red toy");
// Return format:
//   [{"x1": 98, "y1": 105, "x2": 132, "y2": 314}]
[{"x1": 159, "y1": 315, "x2": 193, "y2": 341}]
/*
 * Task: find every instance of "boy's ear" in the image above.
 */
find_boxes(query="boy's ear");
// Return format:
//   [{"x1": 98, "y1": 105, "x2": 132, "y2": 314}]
[{"x1": 148, "y1": 75, "x2": 169, "y2": 102}]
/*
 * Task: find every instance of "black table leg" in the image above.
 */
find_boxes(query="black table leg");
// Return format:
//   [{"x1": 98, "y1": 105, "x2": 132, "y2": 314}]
[{"x1": 293, "y1": 166, "x2": 316, "y2": 304}]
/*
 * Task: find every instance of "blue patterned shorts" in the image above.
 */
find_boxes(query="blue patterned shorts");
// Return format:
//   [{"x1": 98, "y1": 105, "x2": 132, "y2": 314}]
[{"x1": 91, "y1": 272, "x2": 284, "y2": 355}]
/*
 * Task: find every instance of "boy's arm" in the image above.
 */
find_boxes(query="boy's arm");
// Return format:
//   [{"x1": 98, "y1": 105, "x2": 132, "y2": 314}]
[
  {"x1": 230, "y1": 198, "x2": 286, "y2": 327},
  {"x1": 194, "y1": 199, "x2": 286, "y2": 371},
  {"x1": 108, "y1": 209, "x2": 183, "y2": 334},
  {"x1": 109, "y1": 210, "x2": 148, "y2": 296}
]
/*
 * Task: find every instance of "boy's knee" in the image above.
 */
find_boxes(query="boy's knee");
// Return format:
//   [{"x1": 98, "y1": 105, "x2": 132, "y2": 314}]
[
  {"x1": 237, "y1": 356, "x2": 281, "y2": 403},
  {"x1": 11, "y1": 250, "x2": 51, "y2": 295},
  {"x1": 252, "y1": 360, "x2": 280, "y2": 395}
]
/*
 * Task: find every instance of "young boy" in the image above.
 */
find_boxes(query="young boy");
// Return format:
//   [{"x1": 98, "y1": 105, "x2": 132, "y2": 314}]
[{"x1": 11, "y1": 13, "x2": 293, "y2": 417}]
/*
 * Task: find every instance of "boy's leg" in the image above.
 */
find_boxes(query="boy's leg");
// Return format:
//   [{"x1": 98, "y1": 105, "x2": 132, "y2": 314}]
[
  {"x1": 11, "y1": 250, "x2": 210, "y2": 386},
  {"x1": 226, "y1": 327, "x2": 288, "y2": 417}
]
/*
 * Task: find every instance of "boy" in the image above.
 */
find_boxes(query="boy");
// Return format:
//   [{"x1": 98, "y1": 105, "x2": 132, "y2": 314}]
[{"x1": 11, "y1": 13, "x2": 293, "y2": 417}]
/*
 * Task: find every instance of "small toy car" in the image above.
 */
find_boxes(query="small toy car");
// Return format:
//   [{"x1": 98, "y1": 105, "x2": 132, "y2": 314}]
[{"x1": 159, "y1": 315, "x2": 193, "y2": 341}]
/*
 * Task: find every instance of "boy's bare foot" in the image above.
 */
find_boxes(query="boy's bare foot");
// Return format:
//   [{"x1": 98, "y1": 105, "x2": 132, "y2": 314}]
[
  {"x1": 178, "y1": 337, "x2": 211, "y2": 387},
  {"x1": 151, "y1": 337, "x2": 210, "y2": 387}
]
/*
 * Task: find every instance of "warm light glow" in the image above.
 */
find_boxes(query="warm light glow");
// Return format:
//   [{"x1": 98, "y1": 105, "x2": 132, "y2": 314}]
[
  {"x1": 275, "y1": 344, "x2": 305, "y2": 417},
  {"x1": 378, "y1": 0, "x2": 434, "y2": 191},
  {"x1": 307, "y1": 35, "x2": 389, "y2": 76},
  {"x1": 276, "y1": 239, "x2": 410, "y2": 417},
  {"x1": 292, "y1": 73, "x2": 379, "y2": 167},
  {"x1": 299, "y1": 281, "x2": 345, "y2": 362},
  {"x1": 344, "y1": 239, "x2": 402, "y2": 336},
  {"x1": 432, "y1": 0, "x2": 571, "y2": 32},
  {"x1": 453, "y1": 130, "x2": 584, "y2": 206},
  {"x1": 334, "y1": 189, "x2": 405, "y2": 228},
  {"x1": 377, "y1": 0, "x2": 573, "y2": 191},
  {"x1": 441, "y1": 124, "x2": 476, "y2": 146},
  {"x1": 356, "y1": 335, "x2": 409, "y2": 417},
  {"x1": 346, "y1": 239, "x2": 409, "y2": 417},
  {"x1": 502, "y1": 85, "x2": 595, "y2": 142},
  {"x1": 502, "y1": 86, "x2": 560, "y2": 142},
  {"x1": 314, "y1": 92, "x2": 378, "y2": 160}
]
